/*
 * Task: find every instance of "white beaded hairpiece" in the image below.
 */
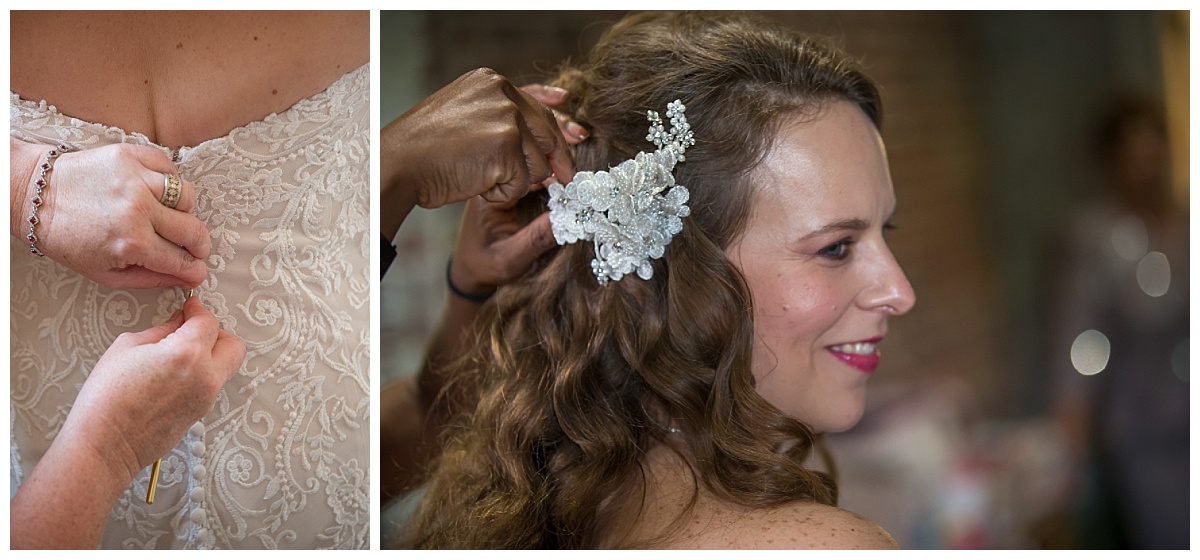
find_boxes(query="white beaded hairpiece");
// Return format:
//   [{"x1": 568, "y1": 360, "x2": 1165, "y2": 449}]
[{"x1": 548, "y1": 100, "x2": 695, "y2": 285}]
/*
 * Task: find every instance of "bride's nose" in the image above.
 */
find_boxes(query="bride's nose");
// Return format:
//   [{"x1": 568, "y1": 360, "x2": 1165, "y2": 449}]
[{"x1": 858, "y1": 245, "x2": 916, "y2": 315}]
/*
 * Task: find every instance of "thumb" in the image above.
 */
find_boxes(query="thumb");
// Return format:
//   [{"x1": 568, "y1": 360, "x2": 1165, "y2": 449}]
[
  {"x1": 210, "y1": 329, "x2": 247, "y2": 383},
  {"x1": 496, "y1": 212, "x2": 556, "y2": 273},
  {"x1": 118, "y1": 309, "x2": 186, "y2": 346},
  {"x1": 175, "y1": 294, "x2": 220, "y2": 348}
]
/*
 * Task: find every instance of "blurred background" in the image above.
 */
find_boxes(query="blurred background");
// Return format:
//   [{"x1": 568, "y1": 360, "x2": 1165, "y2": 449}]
[{"x1": 380, "y1": 11, "x2": 1190, "y2": 549}]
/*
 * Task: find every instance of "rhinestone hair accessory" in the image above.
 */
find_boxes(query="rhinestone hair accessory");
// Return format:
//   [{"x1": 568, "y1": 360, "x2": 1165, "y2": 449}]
[{"x1": 548, "y1": 100, "x2": 694, "y2": 285}]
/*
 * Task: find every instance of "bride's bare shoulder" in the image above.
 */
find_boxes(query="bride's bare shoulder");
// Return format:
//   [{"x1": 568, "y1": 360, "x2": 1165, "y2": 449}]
[{"x1": 677, "y1": 500, "x2": 899, "y2": 549}]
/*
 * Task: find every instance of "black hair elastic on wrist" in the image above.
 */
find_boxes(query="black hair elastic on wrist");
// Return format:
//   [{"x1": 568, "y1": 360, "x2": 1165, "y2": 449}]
[{"x1": 446, "y1": 259, "x2": 494, "y2": 303}]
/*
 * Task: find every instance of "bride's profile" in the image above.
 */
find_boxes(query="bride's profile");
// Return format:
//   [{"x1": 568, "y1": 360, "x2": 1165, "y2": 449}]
[
  {"x1": 393, "y1": 11, "x2": 915, "y2": 549},
  {"x1": 9, "y1": 11, "x2": 369, "y2": 549}
]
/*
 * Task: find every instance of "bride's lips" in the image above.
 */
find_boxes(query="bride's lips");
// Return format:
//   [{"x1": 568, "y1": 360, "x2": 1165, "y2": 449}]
[{"x1": 826, "y1": 336, "x2": 883, "y2": 374}]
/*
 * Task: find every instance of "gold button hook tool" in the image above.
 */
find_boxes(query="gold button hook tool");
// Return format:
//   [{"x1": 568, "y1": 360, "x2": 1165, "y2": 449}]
[{"x1": 147, "y1": 288, "x2": 195, "y2": 504}]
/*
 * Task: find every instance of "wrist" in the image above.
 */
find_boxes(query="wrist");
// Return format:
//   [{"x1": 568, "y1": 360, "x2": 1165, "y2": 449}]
[
  {"x1": 10, "y1": 420, "x2": 137, "y2": 550},
  {"x1": 380, "y1": 118, "x2": 419, "y2": 241},
  {"x1": 447, "y1": 258, "x2": 494, "y2": 303},
  {"x1": 62, "y1": 414, "x2": 144, "y2": 487},
  {"x1": 9, "y1": 138, "x2": 45, "y2": 239}
]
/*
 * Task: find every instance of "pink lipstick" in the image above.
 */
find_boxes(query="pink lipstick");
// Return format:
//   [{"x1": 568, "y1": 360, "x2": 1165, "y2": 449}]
[{"x1": 827, "y1": 337, "x2": 882, "y2": 374}]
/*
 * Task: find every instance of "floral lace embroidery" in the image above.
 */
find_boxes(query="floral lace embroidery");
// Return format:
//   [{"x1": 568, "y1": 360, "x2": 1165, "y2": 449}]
[{"x1": 9, "y1": 64, "x2": 370, "y2": 549}]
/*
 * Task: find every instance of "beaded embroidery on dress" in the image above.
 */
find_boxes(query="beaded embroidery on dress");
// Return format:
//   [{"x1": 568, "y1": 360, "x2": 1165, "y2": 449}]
[{"x1": 9, "y1": 64, "x2": 370, "y2": 549}]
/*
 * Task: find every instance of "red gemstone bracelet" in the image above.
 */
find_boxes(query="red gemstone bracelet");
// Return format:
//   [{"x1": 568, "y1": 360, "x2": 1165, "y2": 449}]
[{"x1": 27, "y1": 144, "x2": 69, "y2": 257}]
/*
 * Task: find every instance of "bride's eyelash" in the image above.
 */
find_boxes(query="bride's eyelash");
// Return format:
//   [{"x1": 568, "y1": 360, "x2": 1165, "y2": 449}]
[{"x1": 818, "y1": 237, "x2": 854, "y2": 261}]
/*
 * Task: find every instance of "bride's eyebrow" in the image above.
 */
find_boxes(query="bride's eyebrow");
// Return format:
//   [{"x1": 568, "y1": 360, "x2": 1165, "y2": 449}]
[{"x1": 798, "y1": 218, "x2": 869, "y2": 241}]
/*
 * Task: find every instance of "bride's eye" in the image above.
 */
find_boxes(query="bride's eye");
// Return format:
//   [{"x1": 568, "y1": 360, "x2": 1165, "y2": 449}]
[{"x1": 818, "y1": 238, "x2": 853, "y2": 261}]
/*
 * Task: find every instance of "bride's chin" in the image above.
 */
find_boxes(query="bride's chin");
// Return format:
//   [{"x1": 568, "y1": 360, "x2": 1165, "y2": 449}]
[{"x1": 795, "y1": 403, "x2": 866, "y2": 435}]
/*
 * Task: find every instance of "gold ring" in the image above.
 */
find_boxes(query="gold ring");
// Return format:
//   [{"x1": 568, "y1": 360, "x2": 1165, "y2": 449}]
[{"x1": 160, "y1": 173, "x2": 182, "y2": 209}]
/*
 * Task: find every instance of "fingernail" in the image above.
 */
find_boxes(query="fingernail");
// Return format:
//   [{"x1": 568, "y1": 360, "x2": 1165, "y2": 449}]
[
  {"x1": 566, "y1": 122, "x2": 589, "y2": 140},
  {"x1": 543, "y1": 86, "x2": 568, "y2": 98}
]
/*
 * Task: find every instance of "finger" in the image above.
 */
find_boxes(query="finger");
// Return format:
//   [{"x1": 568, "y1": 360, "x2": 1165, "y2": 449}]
[
  {"x1": 495, "y1": 212, "x2": 557, "y2": 274},
  {"x1": 480, "y1": 177, "x2": 531, "y2": 208},
  {"x1": 105, "y1": 266, "x2": 199, "y2": 290},
  {"x1": 130, "y1": 144, "x2": 174, "y2": 172},
  {"x1": 519, "y1": 117, "x2": 553, "y2": 186},
  {"x1": 520, "y1": 90, "x2": 589, "y2": 144},
  {"x1": 506, "y1": 84, "x2": 576, "y2": 184},
  {"x1": 562, "y1": 119, "x2": 590, "y2": 145},
  {"x1": 481, "y1": 121, "x2": 533, "y2": 207},
  {"x1": 132, "y1": 235, "x2": 210, "y2": 287},
  {"x1": 151, "y1": 206, "x2": 212, "y2": 260},
  {"x1": 543, "y1": 141, "x2": 575, "y2": 185},
  {"x1": 528, "y1": 92, "x2": 589, "y2": 145},
  {"x1": 520, "y1": 84, "x2": 568, "y2": 107},
  {"x1": 146, "y1": 172, "x2": 198, "y2": 214},
  {"x1": 534, "y1": 173, "x2": 562, "y2": 191},
  {"x1": 210, "y1": 329, "x2": 247, "y2": 383},
  {"x1": 134, "y1": 149, "x2": 198, "y2": 214},
  {"x1": 175, "y1": 295, "x2": 220, "y2": 349},
  {"x1": 118, "y1": 309, "x2": 186, "y2": 346}
]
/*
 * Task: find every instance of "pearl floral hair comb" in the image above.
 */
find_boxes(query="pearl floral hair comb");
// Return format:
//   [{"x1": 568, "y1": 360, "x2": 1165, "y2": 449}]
[{"x1": 548, "y1": 100, "x2": 695, "y2": 285}]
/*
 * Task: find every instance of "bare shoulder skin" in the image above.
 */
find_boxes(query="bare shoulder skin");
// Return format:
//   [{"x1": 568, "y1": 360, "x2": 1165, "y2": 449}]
[
  {"x1": 676, "y1": 500, "x2": 900, "y2": 549},
  {"x1": 10, "y1": 11, "x2": 368, "y2": 149},
  {"x1": 608, "y1": 445, "x2": 899, "y2": 549}
]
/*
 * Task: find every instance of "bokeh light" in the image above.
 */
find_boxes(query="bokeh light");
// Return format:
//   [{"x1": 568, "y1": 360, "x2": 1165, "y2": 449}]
[
  {"x1": 1111, "y1": 215, "x2": 1148, "y2": 261},
  {"x1": 1070, "y1": 329, "x2": 1111, "y2": 376},
  {"x1": 1135, "y1": 251, "x2": 1170, "y2": 297}
]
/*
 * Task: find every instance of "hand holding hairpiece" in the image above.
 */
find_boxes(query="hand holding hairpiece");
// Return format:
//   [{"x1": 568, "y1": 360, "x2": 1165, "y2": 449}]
[{"x1": 548, "y1": 100, "x2": 694, "y2": 285}]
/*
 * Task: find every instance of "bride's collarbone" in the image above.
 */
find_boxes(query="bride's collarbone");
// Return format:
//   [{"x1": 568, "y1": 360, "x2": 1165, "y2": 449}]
[
  {"x1": 15, "y1": 61, "x2": 358, "y2": 150},
  {"x1": 12, "y1": 12, "x2": 366, "y2": 149}
]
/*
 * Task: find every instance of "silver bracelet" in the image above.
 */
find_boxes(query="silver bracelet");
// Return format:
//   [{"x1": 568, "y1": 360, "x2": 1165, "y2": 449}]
[{"x1": 26, "y1": 144, "x2": 69, "y2": 257}]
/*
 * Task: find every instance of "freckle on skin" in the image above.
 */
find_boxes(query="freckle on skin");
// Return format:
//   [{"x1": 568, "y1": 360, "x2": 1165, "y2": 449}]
[
  {"x1": 176, "y1": 42, "x2": 183, "y2": 49},
  {"x1": 253, "y1": 36, "x2": 258, "y2": 41},
  {"x1": 272, "y1": 89, "x2": 278, "y2": 95}
]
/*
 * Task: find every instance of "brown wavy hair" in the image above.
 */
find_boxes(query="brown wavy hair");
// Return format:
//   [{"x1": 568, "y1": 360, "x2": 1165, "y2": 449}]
[{"x1": 402, "y1": 11, "x2": 882, "y2": 549}]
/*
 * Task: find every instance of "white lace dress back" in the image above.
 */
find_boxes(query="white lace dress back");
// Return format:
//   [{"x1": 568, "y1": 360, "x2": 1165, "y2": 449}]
[{"x1": 9, "y1": 64, "x2": 370, "y2": 549}]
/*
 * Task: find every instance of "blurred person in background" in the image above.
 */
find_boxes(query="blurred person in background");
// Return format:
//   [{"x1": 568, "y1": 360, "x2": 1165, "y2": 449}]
[{"x1": 1046, "y1": 95, "x2": 1188, "y2": 549}]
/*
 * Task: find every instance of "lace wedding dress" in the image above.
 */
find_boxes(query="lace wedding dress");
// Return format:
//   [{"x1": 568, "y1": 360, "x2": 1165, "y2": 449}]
[{"x1": 10, "y1": 64, "x2": 370, "y2": 549}]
